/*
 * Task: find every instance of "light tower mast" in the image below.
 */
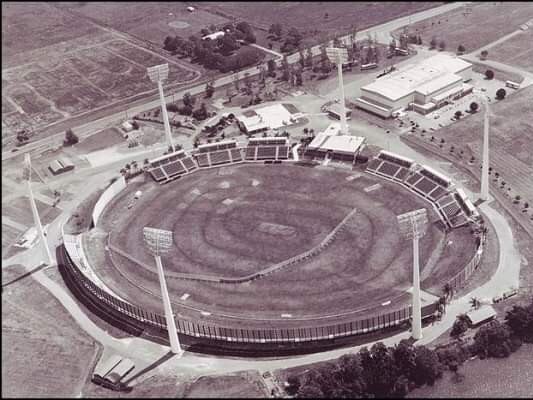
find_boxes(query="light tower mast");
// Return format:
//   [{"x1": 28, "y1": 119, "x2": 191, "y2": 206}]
[
  {"x1": 326, "y1": 47, "x2": 349, "y2": 134},
  {"x1": 143, "y1": 227, "x2": 183, "y2": 355},
  {"x1": 480, "y1": 95, "x2": 490, "y2": 202},
  {"x1": 24, "y1": 154, "x2": 53, "y2": 265},
  {"x1": 397, "y1": 208, "x2": 428, "y2": 340},
  {"x1": 147, "y1": 64, "x2": 175, "y2": 152}
]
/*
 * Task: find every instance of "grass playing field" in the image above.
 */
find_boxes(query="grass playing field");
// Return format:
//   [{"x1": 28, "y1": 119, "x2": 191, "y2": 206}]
[
  {"x1": 83, "y1": 163, "x2": 476, "y2": 331},
  {"x1": 392, "y1": 2, "x2": 533, "y2": 54}
]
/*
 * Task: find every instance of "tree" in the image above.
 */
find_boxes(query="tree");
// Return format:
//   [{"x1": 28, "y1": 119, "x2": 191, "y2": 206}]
[
  {"x1": 470, "y1": 101, "x2": 479, "y2": 113},
  {"x1": 281, "y1": 55, "x2": 290, "y2": 81},
  {"x1": 243, "y1": 72, "x2": 253, "y2": 94},
  {"x1": 298, "y1": 47, "x2": 305, "y2": 68},
  {"x1": 219, "y1": 34, "x2": 239, "y2": 55},
  {"x1": 450, "y1": 314, "x2": 469, "y2": 338},
  {"x1": 470, "y1": 296, "x2": 481, "y2": 310},
  {"x1": 472, "y1": 320, "x2": 514, "y2": 358},
  {"x1": 269, "y1": 23, "x2": 283, "y2": 39},
  {"x1": 413, "y1": 345, "x2": 442, "y2": 387},
  {"x1": 505, "y1": 300, "x2": 533, "y2": 342},
  {"x1": 457, "y1": 44, "x2": 465, "y2": 54},
  {"x1": 360, "y1": 343, "x2": 399, "y2": 397},
  {"x1": 393, "y1": 340, "x2": 417, "y2": 383},
  {"x1": 295, "y1": 68, "x2": 303, "y2": 86},
  {"x1": 267, "y1": 59, "x2": 277, "y2": 77},
  {"x1": 304, "y1": 47, "x2": 313, "y2": 68},
  {"x1": 454, "y1": 110, "x2": 463, "y2": 119},
  {"x1": 496, "y1": 88, "x2": 506, "y2": 100},
  {"x1": 480, "y1": 49, "x2": 488, "y2": 60},
  {"x1": 205, "y1": 81, "x2": 215, "y2": 98},
  {"x1": 438, "y1": 40, "x2": 446, "y2": 51},
  {"x1": 429, "y1": 36, "x2": 438, "y2": 49},
  {"x1": 236, "y1": 21, "x2": 256, "y2": 43},
  {"x1": 182, "y1": 92, "x2": 195, "y2": 108},
  {"x1": 485, "y1": 69, "x2": 495, "y2": 80},
  {"x1": 417, "y1": 35, "x2": 422, "y2": 45},
  {"x1": 16, "y1": 129, "x2": 30, "y2": 144},
  {"x1": 192, "y1": 103, "x2": 208, "y2": 121},
  {"x1": 63, "y1": 128, "x2": 79, "y2": 146}
]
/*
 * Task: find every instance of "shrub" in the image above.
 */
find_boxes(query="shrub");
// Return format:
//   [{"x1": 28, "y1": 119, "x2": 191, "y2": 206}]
[
  {"x1": 450, "y1": 314, "x2": 469, "y2": 338},
  {"x1": 63, "y1": 129, "x2": 79, "y2": 146},
  {"x1": 485, "y1": 69, "x2": 495, "y2": 80},
  {"x1": 496, "y1": 88, "x2": 506, "y2": 100}
]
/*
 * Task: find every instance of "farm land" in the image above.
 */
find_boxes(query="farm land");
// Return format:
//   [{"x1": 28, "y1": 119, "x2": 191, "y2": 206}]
[
  {"x1": 200, "y1": 2, "x2": 444, "y2": 49},
  {"x1": 392, "y1": 2, "x2": 533, "y2": 54},
  {"x1": 1, "y1": 2, "x2": 200, "y2": 148},
  {"x1": 1, "y1": 263, "x2": 99, "y2": 397},
  {"x1": 487, "y1": 30, "x2": 533, "y2": 73}
]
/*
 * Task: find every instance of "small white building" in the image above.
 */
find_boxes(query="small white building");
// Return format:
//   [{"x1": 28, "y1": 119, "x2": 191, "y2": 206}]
[
  {"x1": 466, "y1": 305, "x2": 496, "y2": 327},
  {"x1": 202, "y1": 31, "x2": 225, "y2": 41},
  {"x1": 122, "y1": 120, "x2": 133, "y2": 132},
  {"x1": 187, "y1": 6, "x2": 195, "y2": 12}
]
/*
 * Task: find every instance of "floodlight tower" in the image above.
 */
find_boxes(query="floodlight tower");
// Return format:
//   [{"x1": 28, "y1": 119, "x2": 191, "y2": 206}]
[
  {"x1": 24, "y1": 154, "x2": 53, "y2": 265},
  {"x1": 326, "y1": 47, "x2": 349, "y2": 134},
  {"x1": 476, "y1": 92, "x2": 491, "y2": 202},
  {"x1": 397, "y1": 208, "x2": 428, "y2": 340},
  {"x1": 143, "y1": 227, "x2": 182, "y2": 355},
  {"x1": 147, "y1": 64, "x2": 175, "y2": 152}
]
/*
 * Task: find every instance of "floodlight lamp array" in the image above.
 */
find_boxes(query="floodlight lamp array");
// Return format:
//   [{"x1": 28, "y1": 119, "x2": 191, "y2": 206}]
[
  {"x1": 396, "y1": 208, "x2": 428, "y2": 240},
  {"x1": 143, "y1": 227, "x2": 173, "y2": 255}
]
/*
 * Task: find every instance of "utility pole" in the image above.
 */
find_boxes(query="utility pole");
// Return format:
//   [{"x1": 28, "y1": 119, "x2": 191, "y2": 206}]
[
  {"x1": 397, "y1": 208, "x2": 428, "y2": 340},
  {"x1": 143, "y1": 227, "x2": 183, "y2": 355}
]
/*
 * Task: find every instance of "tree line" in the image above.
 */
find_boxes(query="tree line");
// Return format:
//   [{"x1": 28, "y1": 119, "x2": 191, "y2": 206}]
[
  {"x1": 163, "y1": 22, "x2": 262, "y2": 73},
  {"x1": 287, "y1": 298, "x2": 533, "y2": 398}
]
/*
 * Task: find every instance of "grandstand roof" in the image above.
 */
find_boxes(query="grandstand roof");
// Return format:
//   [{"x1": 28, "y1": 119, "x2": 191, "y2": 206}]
[
  {"x1": 361, "y1": 54, "x2": 471, "y2": 101},
  {"x1": 197, "y1": 140, "x2": 237, "y2": 150},
  {"x1": 149, "y1": 149, "x2": 184, "y2": 163},
  {"x1": 308, "y1": 134, "x2": 365, "y2": 155},
  {"x1": 421, "y1": 164, "x2": 452, "y2": 184}
]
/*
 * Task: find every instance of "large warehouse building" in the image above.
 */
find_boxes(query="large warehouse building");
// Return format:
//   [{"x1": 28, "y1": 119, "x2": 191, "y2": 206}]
[{"x1": 355, "y1": 54, "x2": 473, "y2": 118}]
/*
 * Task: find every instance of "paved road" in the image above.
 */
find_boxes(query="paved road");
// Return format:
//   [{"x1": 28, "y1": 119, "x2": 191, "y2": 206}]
[{"x1": 1, "y1": 1, "x2": 468, "y2": 162}]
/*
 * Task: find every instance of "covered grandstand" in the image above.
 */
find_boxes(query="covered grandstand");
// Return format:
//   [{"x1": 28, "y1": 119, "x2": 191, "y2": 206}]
[
  {"x1": 306, "y1": 133, "x2": 366, "y2": 163},
  {"x1": 236, "y1": 103, "x2": 303, "y2": 134}
]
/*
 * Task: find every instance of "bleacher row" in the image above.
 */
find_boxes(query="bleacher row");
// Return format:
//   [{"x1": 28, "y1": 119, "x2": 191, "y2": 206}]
[
  {"x1": 147, "y1": 138, "x2": 291, "y2": 184},
  {"x1": 147, "y1": 150, "x2": 198, "y2": 184},
  {"x1": 366, "y1": 151, "x2": 475, "y2": 229}
]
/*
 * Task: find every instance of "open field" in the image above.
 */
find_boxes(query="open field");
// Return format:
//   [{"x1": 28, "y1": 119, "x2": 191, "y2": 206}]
[
  {"x1": 2, "y1": 196, "x2": 61, "y2": 229},
  {"x1": 76, "y1": 127, "x2": 125, "y2": 153},
  {"x1": 201, "y1": 2, "x2": 444, "y2": 49},
  {"x1": 1, "y1": 2, "x2": 99, "y2": 63},
  {"x1": 488, "y1": 30, "x2": 533, "y2": 73},
  {"x1": 1, "y1": 223, "x2": 23, "y2": 257},
  {"x1": 57, "y1": 2, "x2": 232, "y2": 47},
  {"x1": 1, "y1": 264, "x2": 98, "y2": 397},
  {"x1": 392, "y1": 2, "x2": 533, "y2": 54},
  {"x1": 432, "y1": 86, "x2": 533, "y2": 208},
  {"x1": 180, "y1": 371, "x2": 269, "y2": 398},
  {"x1": 81, "y1": 163, "x2": 477, "y2": 331},
  {"x1": 408, "y1": 344, "x2": 533, "y2": 398}
]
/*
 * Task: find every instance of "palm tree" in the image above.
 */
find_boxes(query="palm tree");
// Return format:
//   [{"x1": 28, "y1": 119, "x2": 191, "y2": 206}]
[
  {"x1": 470, "y1": 296, "x2": 481, "y2": 310},
  {"x1": 444, "y1": 282, "x2": 453, "y2": 302}
]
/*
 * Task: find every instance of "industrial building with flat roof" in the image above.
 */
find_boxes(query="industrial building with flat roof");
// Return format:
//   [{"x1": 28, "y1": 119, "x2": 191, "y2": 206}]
[{"x1": 355, "y1": 54, "x2": 473, "y2": 118}]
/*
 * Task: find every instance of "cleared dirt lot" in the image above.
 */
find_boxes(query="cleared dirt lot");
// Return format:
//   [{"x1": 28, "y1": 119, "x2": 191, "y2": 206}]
[{"x1": 392, "y1": 2, "x2": 533, "y2": 53}]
